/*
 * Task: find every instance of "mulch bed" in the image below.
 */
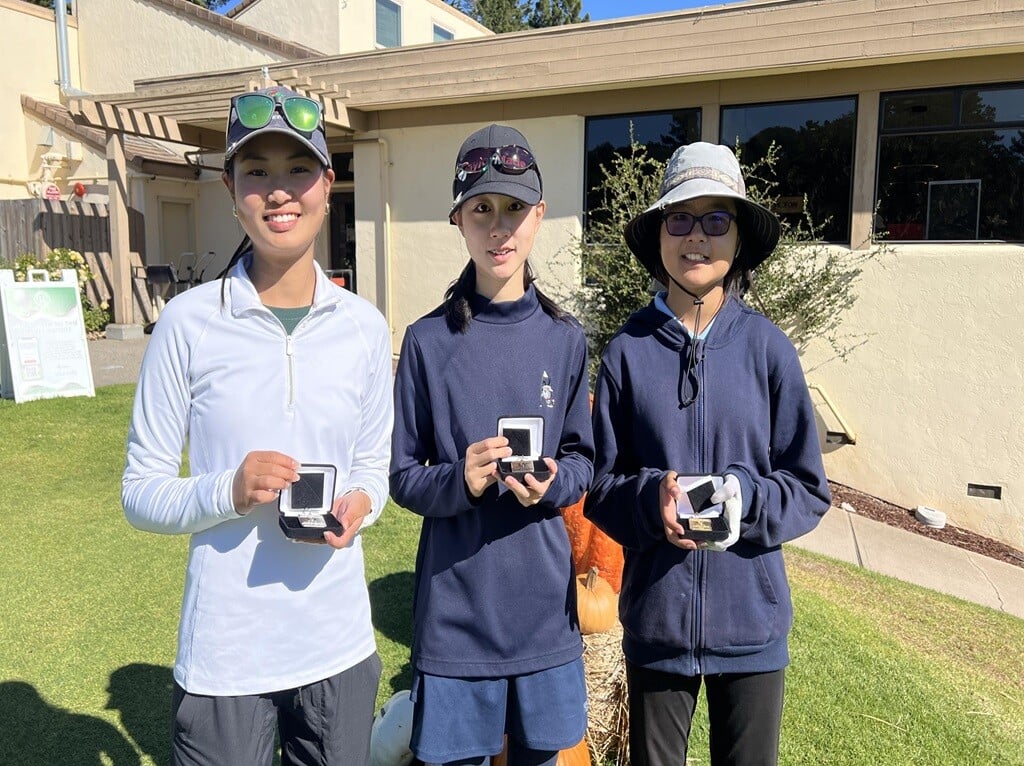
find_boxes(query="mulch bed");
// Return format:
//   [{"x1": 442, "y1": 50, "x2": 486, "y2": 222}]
[{"x1": 828, "y1": 481, "x2": 1024, "y2": 570}]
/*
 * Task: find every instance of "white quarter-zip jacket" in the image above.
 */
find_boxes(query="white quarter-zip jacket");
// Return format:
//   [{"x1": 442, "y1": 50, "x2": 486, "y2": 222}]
[{"x1": 122, "y1": 255, "x2": 394, "y2": 696}]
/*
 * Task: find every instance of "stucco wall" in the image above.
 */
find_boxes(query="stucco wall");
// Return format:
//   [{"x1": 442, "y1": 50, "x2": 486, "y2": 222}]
[
  {"x1": 0, "y1": 1, "x2": 80, "y2": 199},
  {"x1": 76, "y1": 0, "x2": 294, "y2": 94},
  {"x1": 231, "y1": 0, "x2": 338, "y2": 54},
  {"x1": 358, "y1": 117, "x2": 583, "y2": 350},
  {"x1": 803, "y1": 245, "x2": 1024, "y2": 549},
  {"x1": 234, "y1": 0, "x2": 490, "y2": 55}
]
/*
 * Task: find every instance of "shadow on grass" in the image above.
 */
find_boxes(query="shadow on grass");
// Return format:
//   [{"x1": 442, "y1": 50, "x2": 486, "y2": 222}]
[
  {"x1": 369, "y1": 570, "x2": 415, "y2": 693},
  {"x1": 0, "y1": 680, "x2": 141, "y2": 765},
  {"x1": 106, "y1": 663, "x2": 175, "y2": 766}
]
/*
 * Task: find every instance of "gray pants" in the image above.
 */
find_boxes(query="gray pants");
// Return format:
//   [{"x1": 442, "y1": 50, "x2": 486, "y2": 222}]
[{"x1": 171, "y1": 653, "x2": 382, "y2": 766}]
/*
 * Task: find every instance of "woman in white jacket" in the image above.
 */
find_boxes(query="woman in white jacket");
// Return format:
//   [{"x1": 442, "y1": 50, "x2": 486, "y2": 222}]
[{"x1": 122, "y1": 85, "x2": 393, "y2": 766}]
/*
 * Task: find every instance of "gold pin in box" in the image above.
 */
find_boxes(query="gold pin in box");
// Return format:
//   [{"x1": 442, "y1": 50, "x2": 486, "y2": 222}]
[{"x1": 496, "y1": 416, "x2": 551, "y2": 482}]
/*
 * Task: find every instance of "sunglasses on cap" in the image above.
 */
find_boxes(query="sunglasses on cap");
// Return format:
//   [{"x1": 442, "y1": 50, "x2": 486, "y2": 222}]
[
  {"x1": 662, "y1": 210, "x2": 736, "y2": 237},
  {"x1": 456, "y1": 145, "x2": 537, "y2": 181},
  {"x1": 231, "y1": 93, "x2": 323, "y2": 134}
]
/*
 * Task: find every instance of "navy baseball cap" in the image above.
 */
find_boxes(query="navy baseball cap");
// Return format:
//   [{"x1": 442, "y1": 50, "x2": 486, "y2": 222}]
[
  {"x1": 224, "y1": 86, "x2": 331, "y2": 169},
  {"x1": 449, "y1": 124, "x2": 543, "y2": 222}
]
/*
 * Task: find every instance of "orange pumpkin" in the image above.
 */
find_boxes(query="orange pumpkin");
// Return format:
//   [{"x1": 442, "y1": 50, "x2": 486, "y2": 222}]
[
  {"x1": 560, "y1": 494, "x2": 623, "y2": 593},
  {"x1": 492, "y1": 736, "x2": 591, "y2": 766},
  {"x1": 576, "y1": 567, "x2": 618, "y2": 634}
]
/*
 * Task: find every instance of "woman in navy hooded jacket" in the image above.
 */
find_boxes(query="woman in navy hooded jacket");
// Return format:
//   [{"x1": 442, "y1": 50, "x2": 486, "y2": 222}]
[
  {"x1": 390, "y1": 125, "x2": 594, "y2": 766},
  {"x1": 584, "y1": 142, "x2": 831, "y2": 766}
]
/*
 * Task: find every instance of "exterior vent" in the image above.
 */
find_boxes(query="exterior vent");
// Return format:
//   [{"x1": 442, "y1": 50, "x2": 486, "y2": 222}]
[{"x1": 967, "y1": 483, "x2": 1001, "y2": 500}]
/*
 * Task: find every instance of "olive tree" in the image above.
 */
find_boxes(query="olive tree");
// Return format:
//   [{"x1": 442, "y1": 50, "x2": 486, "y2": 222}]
[{"x1": 559, "y1": 138, "x2": 882, "y2": 378}]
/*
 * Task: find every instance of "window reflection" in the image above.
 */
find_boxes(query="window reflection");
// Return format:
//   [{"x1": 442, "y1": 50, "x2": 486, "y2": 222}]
[
  {"x1": 877, "y1": 83, "x2": 1024, "y2": 241},
  {"x1": 584, "y1": 110, "x2": 701, "y2": 228},
  {"x1": 720, "y1": 97, "x2": 857, "y2": 244}
]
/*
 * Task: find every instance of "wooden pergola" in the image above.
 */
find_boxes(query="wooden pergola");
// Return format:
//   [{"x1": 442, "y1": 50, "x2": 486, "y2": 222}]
[{"x1": 67, "y1": 72, "x2": 367, "y2": 327}]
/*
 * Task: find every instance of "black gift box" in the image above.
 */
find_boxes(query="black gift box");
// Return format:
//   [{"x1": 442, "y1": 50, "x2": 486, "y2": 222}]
[
  {"x1": 278, "y1": 463, "x2": 341, "y2": 540},
  {"x1": 496, "y1": 416, "x2": 551, "y2": 482},
  {"x1": 675, "y1": 475, "x2": 729, "y2": 542}
]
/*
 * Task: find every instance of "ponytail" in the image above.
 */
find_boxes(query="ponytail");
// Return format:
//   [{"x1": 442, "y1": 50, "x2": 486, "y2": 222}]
[
  {"x1": 218, "y1": 234, "x2": 252, "y2": 306},
  {"x1": 524, "y1": 261, "x2": 567, "y2": 323},
  {"x1": 443, "y1": 259, "x2": 569, "y2": 334},
  {"x1": 443, "y1": 261, "x2": 477, "y2": 333}
]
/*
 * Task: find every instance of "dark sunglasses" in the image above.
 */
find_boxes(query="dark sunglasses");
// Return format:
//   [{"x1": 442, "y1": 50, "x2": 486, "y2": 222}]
[
  {"x1": 663, "y1": 210, "x2": 736, "y2": 237},
  {"x1": 456, "y1": 145, "x2": 537, "y2": 181},
  {"x1": 232, "y1": 93, "x2": 323, "y2": 134}
]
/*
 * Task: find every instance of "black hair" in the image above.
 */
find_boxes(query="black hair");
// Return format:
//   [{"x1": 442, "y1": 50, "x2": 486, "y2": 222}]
[
  {"x1": 723, "y1": 242, "x2": 753, "y2": 296},
  {"x1": 443, "y1": 259, "x2": 568, "y2": 333},
  {"x1": 218, "y1": 156, "x2": 242, "y2": 306},
  {"x1": 726, "y1": 209, "x2": 764, "y2": 296}
]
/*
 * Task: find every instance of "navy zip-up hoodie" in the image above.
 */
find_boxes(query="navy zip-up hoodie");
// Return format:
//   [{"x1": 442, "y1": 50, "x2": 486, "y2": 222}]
[
  {"x1": 390, "y1": 286, "x2": 594, "y2": 677},
  {"x1": 585, "y1": 295, "x2": 830, "y2": 676}
]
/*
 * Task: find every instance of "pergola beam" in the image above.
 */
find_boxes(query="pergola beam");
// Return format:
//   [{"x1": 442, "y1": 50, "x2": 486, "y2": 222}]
[
  {"x1": 69, "y1": 97, "x2": 222, "y2": 148},
  {"x1": 275, "y1": 74, "x2": 366, "y2": 133}
]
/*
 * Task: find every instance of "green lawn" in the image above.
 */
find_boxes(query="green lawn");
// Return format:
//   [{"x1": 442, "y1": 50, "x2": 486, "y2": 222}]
[{"x1": 1, "y1": 386, "x2": 1022, "y2": 765}]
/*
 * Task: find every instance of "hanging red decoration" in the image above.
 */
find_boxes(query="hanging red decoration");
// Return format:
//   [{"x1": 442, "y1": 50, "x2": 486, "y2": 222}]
[{"x1": 73, "y1": 182, "x2": 86, "y2": 197}]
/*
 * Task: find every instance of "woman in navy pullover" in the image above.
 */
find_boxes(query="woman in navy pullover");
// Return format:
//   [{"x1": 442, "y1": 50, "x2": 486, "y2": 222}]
[
  {"x1": 390, "y1": 125, "x2": 594, "y2": 766},
  {"x1": 585, "y1": 143, "x2": 831, "y2": 766}
]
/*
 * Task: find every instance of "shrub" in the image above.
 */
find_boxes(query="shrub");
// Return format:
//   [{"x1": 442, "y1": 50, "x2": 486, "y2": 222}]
[
  {"x1": 559, "y1": 138, "x2": 885, "y2": 380},
  {"x1": 1, "y1": 248, "x2": 110, "y2": 334}
]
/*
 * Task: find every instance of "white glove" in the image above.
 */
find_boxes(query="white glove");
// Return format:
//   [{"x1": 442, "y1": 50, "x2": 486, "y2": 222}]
[{"x1": 701, "y1": 473, "x2": 742, "y2": 551}]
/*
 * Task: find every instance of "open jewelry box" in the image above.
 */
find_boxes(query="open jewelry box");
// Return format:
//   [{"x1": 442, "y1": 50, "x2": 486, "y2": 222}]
[
  {"x1": 278, "y1": 463, "x2": 343, "y2": 540},
  {"x1": 496, "y1": 416, "x2": 551, "y2": 482},
  {"x1": 675, "y1": 474, "x2": 729, "y2": 542}
]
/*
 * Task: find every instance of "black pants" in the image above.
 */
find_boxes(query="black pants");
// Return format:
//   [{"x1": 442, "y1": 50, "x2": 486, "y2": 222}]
[
  {"x1": 626, "y1": 662, "x2": 785, "y2": 766},
  {"x1": 171, "y1": 653, "x2": 381, "y2": 766}
]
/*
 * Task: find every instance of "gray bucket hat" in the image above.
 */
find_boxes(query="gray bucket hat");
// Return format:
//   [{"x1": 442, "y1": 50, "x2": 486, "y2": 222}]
[
  {"x1": 624, "y1": 142, "x2": 780, "y2": 279},
  {"x1": 224, "y1": 85, "x2": 331, "y2": 169},
  {"x1": 448, "y1": 124, "x2": 543, "y2": 223}
]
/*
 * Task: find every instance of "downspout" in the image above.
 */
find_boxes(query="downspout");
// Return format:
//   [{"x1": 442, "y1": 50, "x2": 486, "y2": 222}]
[{"x1": 54, "y1": 0, "x2": 88, "y2": 98}]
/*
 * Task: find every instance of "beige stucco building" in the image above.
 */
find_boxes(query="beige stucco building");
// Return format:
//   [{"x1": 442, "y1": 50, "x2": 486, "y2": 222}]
[
  {"x1": 7, "y1": 0, "x2": 1024, "y2": 552},
  {"x1": 2, "y1": 0, "x2": 487, "y2": 279}
]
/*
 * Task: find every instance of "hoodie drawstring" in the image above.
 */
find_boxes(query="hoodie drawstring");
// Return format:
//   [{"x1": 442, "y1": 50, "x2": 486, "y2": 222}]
[
  {"x1": 668, "y1": 273, "x2": 716, "y2": 409},
  {"x1": 679, "y1": 298, "x2": 703, "y2": 408}
]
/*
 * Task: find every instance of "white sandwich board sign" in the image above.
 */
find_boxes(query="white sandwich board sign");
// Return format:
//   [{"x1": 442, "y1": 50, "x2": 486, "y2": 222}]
[{"x1": 0, "y1": 269, "x2": 95, "y2": 402}]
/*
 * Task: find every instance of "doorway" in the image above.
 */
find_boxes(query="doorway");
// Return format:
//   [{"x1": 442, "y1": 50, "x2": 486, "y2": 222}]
[
  {"x1": 159, "y1": 199, "x2": 195, "y2": 273},
  {"x1": 328, "y1": 191, "x2": 356, "y2": 292}
]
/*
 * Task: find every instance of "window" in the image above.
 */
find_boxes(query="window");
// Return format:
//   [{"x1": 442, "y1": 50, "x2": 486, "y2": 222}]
[
  {"x1": 720, "y1": 97, "x2": 857, "y2": 243},
  {"x1": 584, "y1": 109, "x2": 701, "y2": 229},
  {"x1": 330, "y1": 152, "x2": 354, "y2": 183},
  {"x1": 433, "y1": 24, "x2": 454, "y2": 42},
  {"x1": 376, "y1": 0, "x2": 401, "y2": 48},
  {"x1": 877, "y1": 82, "x2": 1024, "y2": 241}
]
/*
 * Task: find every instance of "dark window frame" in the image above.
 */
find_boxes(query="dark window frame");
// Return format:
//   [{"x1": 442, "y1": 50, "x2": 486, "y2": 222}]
[
  {"x1": 876, "y1": 81, "x2": 1024, "y2": 243},
  {"x1": 583, "y1": 108, "x2": 702, "y2": 231},
  {"x1": 719, "y1": 94, "x2": 859, "y2": 245}
]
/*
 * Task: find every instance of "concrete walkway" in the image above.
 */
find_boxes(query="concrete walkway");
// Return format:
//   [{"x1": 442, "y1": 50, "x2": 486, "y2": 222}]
[
  {"x1": 87, "y1": 335, "x2": 1024, "y2": 620},
  {"x1": 88, "y1": 335, "x2": 150, "y2": 388},
  {"x1": 791, "y1": 505, "x2": 1024, "y2": 619}
]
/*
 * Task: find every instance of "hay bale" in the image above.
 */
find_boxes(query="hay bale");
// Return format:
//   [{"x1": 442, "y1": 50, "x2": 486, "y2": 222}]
[{"x1": 583, "y1": 623, "x2": 629, "y2": 766}]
